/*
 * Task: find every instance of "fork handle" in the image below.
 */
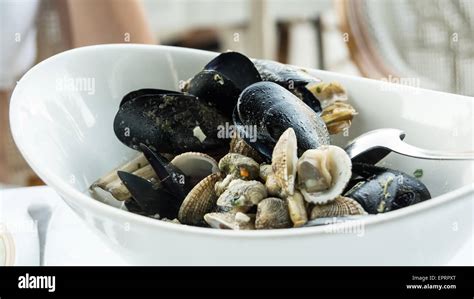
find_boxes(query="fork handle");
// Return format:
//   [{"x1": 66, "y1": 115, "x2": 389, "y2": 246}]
[{"x1": 392, "y1": 140, "x2": 474, "y2": 160}]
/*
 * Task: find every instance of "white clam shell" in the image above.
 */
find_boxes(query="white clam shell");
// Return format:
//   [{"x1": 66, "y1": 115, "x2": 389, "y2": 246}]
[
  {"x1": 216, "y1": 179, "x2": 267, "y2": 207},
  {"x1": 204, "y1": 212, "x2": 255, "y2": 230},
  {"x1": 297, "y1": 145, "x2": 352, "y2": 204},
  {"x1": 171, "y1": 152, "x2": 219, "y2": 178},
  {"x1": 271, "y1": 128, "x2": 298, "y2": 196}
]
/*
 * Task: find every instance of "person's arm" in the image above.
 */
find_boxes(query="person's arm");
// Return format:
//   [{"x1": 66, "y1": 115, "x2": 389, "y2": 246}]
[{"x1": 56, "y1": 0, "x2": 156, "y2": 47}]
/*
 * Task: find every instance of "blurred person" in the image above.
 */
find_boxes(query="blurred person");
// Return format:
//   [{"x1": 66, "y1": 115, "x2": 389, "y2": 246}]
[{"x1": 0, "y1": 0, "x2": 155, "y2": 186}]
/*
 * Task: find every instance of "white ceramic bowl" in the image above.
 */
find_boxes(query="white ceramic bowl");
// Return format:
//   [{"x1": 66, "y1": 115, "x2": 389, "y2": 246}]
[{"x1": 10, "y1": 45, "x2": 474, "y2": 265}]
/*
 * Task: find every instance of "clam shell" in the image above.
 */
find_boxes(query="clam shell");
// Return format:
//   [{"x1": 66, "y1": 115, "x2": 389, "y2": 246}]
[
  {"x1": 214, "y1": 174, "x2": 234, "y2": 196},
  {"x1": 171, "y1": 152, "x2": 219, "y2": 186},
  {"x1": 218, "y1": 153, "x2": 260, "y2": 180},
  {"x1": 271, "y1": 128, "x2": 298, "y2": 196},
  {"x1": 286, "y1": 191, "x2": 308, "y2": 227},
  {"x1": 259, "y1": 164, "x2": 272, "y2": 181},
  {"x1": 255, "y1": 197, "x2": 291, "y2": 229},
  {"x1": 217, "y1": 179, "x2": 267, "y2": 208},
  {"x1": 297, "y1": 145, "x2": 352, "y2": 204},
  {"x1": 204, "y1": 212, "x2": 255, "y2": 230},
  {"x1": 229, "y1": 135, "x2": 264, "y2": 163},
  {"x1": 178, "y1": 173, "x2": 222, "y2": 225},
  {"x1": 265, "y1": 174, "x2": 282, "y2": 197},
  {"x1": 310, "y1": 196, "x2": 367, "y2": 220},
  {"x1": 259, "y1": 164, "x2": 282, "y2": 197}
]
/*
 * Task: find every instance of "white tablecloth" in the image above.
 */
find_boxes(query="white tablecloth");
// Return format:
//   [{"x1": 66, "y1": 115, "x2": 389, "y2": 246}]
[{"x1": 0, "y1": 186, "x2": 126, "y2": 265}]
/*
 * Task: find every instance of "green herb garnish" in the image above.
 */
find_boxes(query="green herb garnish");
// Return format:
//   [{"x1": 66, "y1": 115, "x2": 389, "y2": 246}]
[{"x1": 413, "y1": 169, "x2": 423, "y2": 178}]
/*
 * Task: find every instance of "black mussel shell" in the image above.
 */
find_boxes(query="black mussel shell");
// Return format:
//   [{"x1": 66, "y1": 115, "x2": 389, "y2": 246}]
[
  {"x1": 124, "y1": 198, "x2": 146, "y2": 216},
  {"x1": 118, "y1": 171, "x2": 181, "y2": 218},
  {"x1": 253, "y1": 59, "x2": 320, "y2": 87},
  {"x1": 205, "y1": 52, "x2": 262, "y2": 90},
  {"x1": 114, "y1": 92, "x2": 229, "y2": 154},
  {"x1": 292, "y1": 86, "x2": 322, "y2": 113},
  {"x1": 186, "y1": 70, "x2": 242, "y2": 116},
  {"x1": 235, "y1": 81, "x2": 330, "y2": 159},
  {"x1": 253, "y1": 59, "x2": 322, "y2": 113},
  {"x1": 120, "y1": 88, "x2": 181, "y2": 107},
  {"x1": 140, "y1": 144, "x2": 191, "y2": 200},
  {"x1": 186, "y1": 52, "x2": 261, "y2": 116},
  {"x1": 345, "y1": 163, "x2": 431, "y2": 214}
]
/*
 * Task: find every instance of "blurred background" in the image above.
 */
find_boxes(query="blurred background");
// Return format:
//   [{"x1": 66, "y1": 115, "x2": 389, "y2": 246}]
[{"x1": 1, "y1": 0, "x2": 473, "y2": 188}]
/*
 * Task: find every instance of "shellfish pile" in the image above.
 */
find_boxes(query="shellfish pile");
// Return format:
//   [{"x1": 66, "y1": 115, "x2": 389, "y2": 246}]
[{"x1": 89, "y1": 51, "x2": 431, "y2": 230}]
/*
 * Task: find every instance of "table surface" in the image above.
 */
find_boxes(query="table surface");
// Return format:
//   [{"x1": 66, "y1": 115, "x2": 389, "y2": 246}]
[{"x1": 0, "y1": 186, "x2": 472, "y2": 266}]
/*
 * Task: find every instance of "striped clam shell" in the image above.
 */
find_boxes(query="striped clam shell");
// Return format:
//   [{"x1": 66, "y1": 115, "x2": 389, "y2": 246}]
[{"x1": 310, "y1": 196, "x2": 367, "y2": 220}]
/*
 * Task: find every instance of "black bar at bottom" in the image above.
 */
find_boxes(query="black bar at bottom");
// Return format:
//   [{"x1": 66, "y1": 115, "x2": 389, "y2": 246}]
[{"x1": 0, "y1": 266, "x2": 472, "y2": 298}]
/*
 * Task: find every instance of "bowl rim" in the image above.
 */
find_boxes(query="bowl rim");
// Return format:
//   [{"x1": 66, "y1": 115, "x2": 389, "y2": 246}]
[{"x1": 10, "y1": 44, "x2": 474, "y2": 238}]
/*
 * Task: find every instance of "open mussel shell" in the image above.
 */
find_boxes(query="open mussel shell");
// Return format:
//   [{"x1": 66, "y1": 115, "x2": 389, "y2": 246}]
[
  {"x1": 345, "y1": 163, "x2": 431, "y2": 214},
  {"x1": 114, "y1": 91, "x2": 229, "y2": 154},
  {"x1": 234, "y1": 81, "x2": 330, "y2": 159},
  {"x1": 117, "y1": 171, "x2": 180, "y2": 219},
  {"x1": 113, "y1": 144, "x2": 220, "y2": 219},
  {"x1": 185, "y1": 52, "x2": 261, "y2": 116},
  {"x1": 140, "y1": 144, "x2": 190, "y2": 200}
]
